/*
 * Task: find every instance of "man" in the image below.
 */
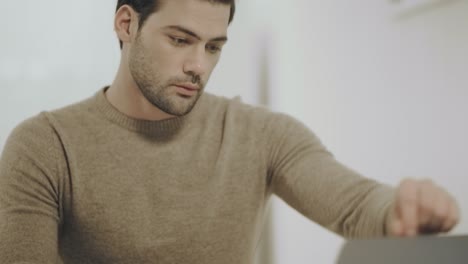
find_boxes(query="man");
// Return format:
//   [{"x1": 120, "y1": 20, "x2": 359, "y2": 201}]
[{"x1": 0, "y1": 0, "x2": 459, "y2": 263}]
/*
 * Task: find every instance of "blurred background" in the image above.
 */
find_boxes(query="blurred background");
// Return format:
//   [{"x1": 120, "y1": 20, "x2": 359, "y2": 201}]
[{"x1": 1, "y1": 0, "x2": 467, "y2": 263}]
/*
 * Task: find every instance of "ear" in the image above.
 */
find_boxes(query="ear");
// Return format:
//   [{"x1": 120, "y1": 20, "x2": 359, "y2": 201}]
[{"x1": 114, "y1": 5, "x2": 139, "y2": 46}]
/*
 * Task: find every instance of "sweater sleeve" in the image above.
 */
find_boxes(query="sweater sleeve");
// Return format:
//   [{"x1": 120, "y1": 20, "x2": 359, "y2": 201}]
[
  {"x1": 0, "y1": 113, "x2": 64, "y2": 263},
  {"x1": 267, "y1": 113, "x2": 394, "y2": 238}
]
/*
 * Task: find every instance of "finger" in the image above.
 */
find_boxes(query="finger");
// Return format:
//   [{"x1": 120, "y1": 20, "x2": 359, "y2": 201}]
[
  {"x1": 417, "y1": 180, "x2": 436, "y2": 231},
  {"x1": 397, "y1": 179, "x2": 419, "y2": 236},
  {"x1": 390, "y1": 218, "x2": 404, "y2": 237},
  {"x1": 419, "y1": 181, "x2": 448, "y2": 234},
  {"x1": 430, "y1": 186, "x2": 451, "y2": 231},
  {"x1": 442, "y1": 196, "x2": 460, "y2": 232}
]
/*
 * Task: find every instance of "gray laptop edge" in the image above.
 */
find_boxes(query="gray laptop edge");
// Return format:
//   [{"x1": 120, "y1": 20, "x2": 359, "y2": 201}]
[{"x1": 336, "y1": 235, "x2": 468, "y2": 264}]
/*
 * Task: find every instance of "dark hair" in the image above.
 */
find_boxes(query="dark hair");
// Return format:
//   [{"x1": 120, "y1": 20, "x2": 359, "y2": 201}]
[{"x1": 116, "y1": 0, "x2": 236, "y2": 49}]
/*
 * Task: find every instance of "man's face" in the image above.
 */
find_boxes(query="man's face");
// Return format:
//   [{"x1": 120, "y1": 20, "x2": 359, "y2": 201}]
[{"x1": 128, "y1": 0, "x2": 230, "y2": 116}]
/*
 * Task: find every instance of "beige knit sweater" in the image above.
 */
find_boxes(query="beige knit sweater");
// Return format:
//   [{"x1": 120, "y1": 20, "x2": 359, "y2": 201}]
[{"x1": 0, "y1": 88, "x2": 393, "y2": 263}]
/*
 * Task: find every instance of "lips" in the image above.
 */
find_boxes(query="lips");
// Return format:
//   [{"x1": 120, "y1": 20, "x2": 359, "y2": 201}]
[
  {"x1": 174, "y1": 83, "x2": 199, "y2": 91},
  {"x1": 173, "y1": 83, "x2": 199, "y2": 97}
]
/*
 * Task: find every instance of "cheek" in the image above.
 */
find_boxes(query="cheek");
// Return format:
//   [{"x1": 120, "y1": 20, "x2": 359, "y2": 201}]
[
  {"x1": 205, "y1": 58, "x2": 220, "y2": 75},
  {"x1": 144, "y1": 37, "x2": 179, "y2": 65},
  {"x1": 148, "y1": 50, "x2": 185, "y2": 77}
]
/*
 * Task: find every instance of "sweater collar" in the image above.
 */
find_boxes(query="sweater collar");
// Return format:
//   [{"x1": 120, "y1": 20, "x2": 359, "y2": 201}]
[{"x1": 92, "y1": 86, "x2": 198, "y2": 137}]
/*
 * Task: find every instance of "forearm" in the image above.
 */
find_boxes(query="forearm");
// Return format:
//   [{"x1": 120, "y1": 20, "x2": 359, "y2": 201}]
[{"x1": 334, "y1": 183, "x2": 395, "y2": 238}]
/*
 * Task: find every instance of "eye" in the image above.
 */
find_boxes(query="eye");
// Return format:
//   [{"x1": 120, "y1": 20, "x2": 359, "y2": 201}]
[
  {"x1": 169, "y1": 36, "x2": 188, "y2": 46},
  {"x1": 206, "y1": 44, "x2": 222, "y2": 54}
]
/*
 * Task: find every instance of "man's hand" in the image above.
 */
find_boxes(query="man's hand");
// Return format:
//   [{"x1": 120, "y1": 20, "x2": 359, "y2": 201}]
[{"x1": 386, "y1": 178, "x2": 460, "y2": 237}]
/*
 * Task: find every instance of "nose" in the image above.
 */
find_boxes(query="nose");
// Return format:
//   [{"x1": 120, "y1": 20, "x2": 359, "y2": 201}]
[{"x1": 183, "y1": 47, "x2": 207, "y2": 79}]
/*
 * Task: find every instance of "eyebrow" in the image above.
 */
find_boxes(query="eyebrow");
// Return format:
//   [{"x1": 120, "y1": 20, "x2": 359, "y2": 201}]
[{"x1": 163, "y1": 25, "x2": 228, "y2": 42}]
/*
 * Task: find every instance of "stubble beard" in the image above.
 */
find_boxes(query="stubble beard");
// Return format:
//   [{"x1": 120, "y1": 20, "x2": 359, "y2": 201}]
[{"x1": 128, "y1": 35, "x2": 204, "y2": 117}]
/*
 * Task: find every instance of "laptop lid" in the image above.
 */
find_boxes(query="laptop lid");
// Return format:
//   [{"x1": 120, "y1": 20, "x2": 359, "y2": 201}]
[{"x1": 336, "y1": 235, "x2": 468, "y2": 264}]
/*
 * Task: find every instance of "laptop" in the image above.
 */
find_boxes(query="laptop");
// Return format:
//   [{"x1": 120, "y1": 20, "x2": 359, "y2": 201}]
[{"x1": 336, "y1": 235, "x2": 468, "y2": 264}]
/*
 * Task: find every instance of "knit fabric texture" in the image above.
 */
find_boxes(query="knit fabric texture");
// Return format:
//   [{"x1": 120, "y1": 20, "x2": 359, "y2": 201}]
[{"x1": 0, "y1": 88, "x2": 394, "y2": 263}]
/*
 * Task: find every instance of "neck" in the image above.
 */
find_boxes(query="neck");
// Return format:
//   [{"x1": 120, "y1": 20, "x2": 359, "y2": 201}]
[{"x1": 106, "y1": 62, "x2": 175, "y2": 121}]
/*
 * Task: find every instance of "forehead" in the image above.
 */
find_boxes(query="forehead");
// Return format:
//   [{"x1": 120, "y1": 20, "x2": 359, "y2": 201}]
[{"x1": 144, "y1": 0, "x2": 230, "y2": 39}]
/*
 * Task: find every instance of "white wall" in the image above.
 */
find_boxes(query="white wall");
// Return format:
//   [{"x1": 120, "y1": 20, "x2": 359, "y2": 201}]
[
  {"x1": 1, "y1": 1, "x2": 118, "y2": 150},
  {"x1": 268, "y1": 0, "x2": 468, "y2": 263}
]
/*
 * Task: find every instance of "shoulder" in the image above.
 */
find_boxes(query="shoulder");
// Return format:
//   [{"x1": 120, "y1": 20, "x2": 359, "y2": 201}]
[
  {"x1": 199, "y1": 92, "x2": 272, "y2": 122},
  {"x1": 198, "y1": 92, "x2": 313, "y2": 141},
  {"x1": 3, "y1": 87, "x2": 100, "y2": 154},
  {"x1": 1, "y1": 112, "x2": 64, "y2": 164},
  {"x1": 5, "y1": 112, "x2": 58, "y2": 150},
  {"x1": 47, "y1": 93, "x2": 96, "y2": 122},
  {"x1": 0, "y1": 112, "x2": 66, "y2": 187},
  {"x1": 0, "y1": 92, "x2": 98, "y2": 166}
]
